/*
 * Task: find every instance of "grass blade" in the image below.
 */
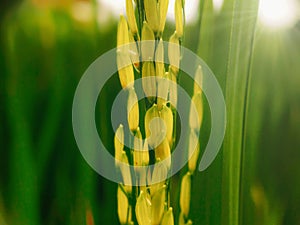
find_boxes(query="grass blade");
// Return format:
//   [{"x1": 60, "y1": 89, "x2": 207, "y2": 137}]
[{"x1": 220, "y1": 1, "x2": 259, "y2": 225}]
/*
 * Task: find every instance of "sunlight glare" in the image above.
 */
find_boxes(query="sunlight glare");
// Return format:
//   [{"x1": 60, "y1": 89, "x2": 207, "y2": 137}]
[
  {"x1": 259, "y1": 0, "x2": 299, "y2": 28},
  {"x1": 213, "y1": 0, "x2": 224, "y2": 12},
  {"x1": 99, "y1": 0, "x2": 199, "y2": 24}
]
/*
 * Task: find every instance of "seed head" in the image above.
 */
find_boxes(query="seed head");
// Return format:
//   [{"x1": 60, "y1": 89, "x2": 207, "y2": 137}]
[
  {"x1": 114, "y1": 124, "x2": 124, "y2": 165},
  {"x1": 179, "y1": 212, "x2": 185, "y2": 225},
  {"x1": 145, "y1": 104, "x2": 166, "y2": 148},
  {"x1": 133, "y1": 128, "x2": 149, "y2": 167},
  {"x1": 160, "y1": 105, "x2": 173, "y2": 147},
  {"x1": 117, "y1": 56, "x2": 135, "y2": 89},
  {"x1": 152, "y1": 185, "x2": 166, "y2": 225},
  {"x1": 168, "y1": 32, "x2": 180, "y2": 74},
  {"x1": 167, "y1": 71, "x2": 178, "y2": 109},
  {"x1": 189, "y1": 93, "x2": 203, "y2": 132},
  {"x1": 158, "y1": 0, "x2": 170, "y2": 33},
  {"x1": 127, "y1": 87, "x2": 139, "y2": 132},
  {"x1": 155, "y1": 138, "x2": 171, "y2": 169},
  {"x1": 180, "y1": 172, "x2": 191, "y2": 217},
  {"x1": 133, "y1": 128, "x2": 143, "y2": 165},
  {"x1": 117, "y1": 15, "x2": 134, "y2": 88},
  {"x1": 144, "y1": 0, "x2": 160, "y2": 32},
  {"x1": 136, "y1": 191, "x2": 152, "y2": 225},
  {"x1": 128, "y1": 32, "x2": 140, "y2": 71},
  {"x1": 142, "y1": 62, "x2": 157, "y2": 103},
  {"x1": 117, "y1": 15, "x2": 130, "y2": 47},
  {"x1": 150, "y1": 161, "x2": 168, "y2": 194},
  {"x1": 126, "y1": 0, "x2": 138, "y2": 35},
  {"x1": 157, "y1": 76, "x2": 169, "y2": 110},
  {"x1": 142, "y1": 21, "x2": 155, "y2": 61},
  {"x1": 161, "y1": 207, "x2": 174, "y2": 225},
  {"x1": 194, "y1": 65, "x2": 203, "y2": 95},
  {"x1": 133, "y1": 128, "x2": 149, "y2": 186},
  {"x1": 187, "y1": 130, "x2": 200, "y2": 173},
  {"x1": 117, "y1": 185, "x2": 130, "y2": 224},
  {"x1": 120, "y1": 151, "x2": 132, "y2": 193},
  {"x1": 175, "y1": 0, "x2": 184, "y2": 38},
  {"x1": 155, "y1": 39, "x2": 165, "y2": 78}
]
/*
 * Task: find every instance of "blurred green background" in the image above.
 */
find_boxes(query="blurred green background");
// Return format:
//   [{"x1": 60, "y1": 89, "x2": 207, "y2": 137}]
[{"x1": 0, "y1": 0, "x2": 299, "y2": 225}]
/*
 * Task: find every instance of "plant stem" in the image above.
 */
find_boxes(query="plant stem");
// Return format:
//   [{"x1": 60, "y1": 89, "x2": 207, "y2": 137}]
[{"x1": 221, "y1": 1, "x2": 259, "y2": 225}]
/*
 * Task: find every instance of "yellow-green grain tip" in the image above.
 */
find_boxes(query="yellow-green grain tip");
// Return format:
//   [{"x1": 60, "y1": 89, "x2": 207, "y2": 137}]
[
  {"x1": 161, "y1": 207, "x2": 174, "y2": 225},
  {"x1": 142, "y1": 21, "x2": 155, "y2": 61},
  {"x1": 175, "y1": 0, "x2": 184, "y2": 38},
  {"x1": 194, "y1": 65, "x2": 203, "y2": 95},
  {"x1": 134, "y1": 128, "x2": 149, "y2": 167},
  {"x1": 167, "y1": 70, "x2": 178, "y2": 109},
  {"x1": 144, "y1": 0, "x2": 160, "y2": 32},
  {"x1": 158, "y1": 0, "x2": 170, "y2": 33},
  {"x1": 151, "y1": 162, "x2": 168, "y2": 194},
  {"x1": 128, "y1": 32, "x2": 140, "y2": 71},
  {"x1": 117, "y1": 185, "x2": 129, "y2": 224},
  {"x1": 117, "y1": 15, "x2": 129, "y2": 46},
  {"x1": 180, "y1": 172, "x2": 191, "y2": 217},
  {"x1": 157, "y1": 76, "x2": 169, "y2": 110},
  {"x1": 160, "y1": 105, "x2": 173, "y2": 147},
  {"x1": 126, "y1": 0, "x2": 138, "y2": 35},
  {"x1": 155, "y1": 138, "x2": 171, "y2": 169},
  {"x1": 114, "y1": 124, "x2": 124, "y2": 163},
  {"x1": 142, "y1": 62, "x2": 156, "y2": 103},
  {"x1": 168, "y1": 32, "x2": 180, "y2": 74},
  {"x1": 117, "y1": 15, "x2": 135, "y2": 88},
  {"x1": 151, "y1": 185, "x2": 166, "y2": 225},
  {"x1": 136, "y1": 191, "x2": 152, "y2": 225},
  {"x1": 155, "y1": 39, "x2": 165, "y2": 77},
  {"x1": 127, "y1": 87, "x2": 139, "y2": 131},
  {"x1": 120, "y1": 152, "x2": 132, "y2": 192},
  {"x1": 189, "y1": 93, "x2": 203, "y2": 132},
  {"x1": 188, "y1": 130, "x2": 200, "y2": 173}
]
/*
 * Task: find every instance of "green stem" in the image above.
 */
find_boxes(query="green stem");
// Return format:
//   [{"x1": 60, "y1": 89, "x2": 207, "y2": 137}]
[
  {"x1": 136, "y1": 0, "x2": 145, "y2": 38},
  {"x1": 221, "y1": 1, "x2": 259, "y2": 225},
  {"x1": 238, "y1": 9, "x2": 258, "y2": 225}
]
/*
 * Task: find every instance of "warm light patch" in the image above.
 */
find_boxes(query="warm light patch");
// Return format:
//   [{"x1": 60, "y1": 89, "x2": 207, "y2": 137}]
[
  {"x1": 99, "y1": 0, "x2": 199, "y2": 24},
  {"x1": 213, "y1": 0, "x2": 224, "y2": 12},
  {"x1": 259, "y1": 0, "x2": 299, "y2": 28}
]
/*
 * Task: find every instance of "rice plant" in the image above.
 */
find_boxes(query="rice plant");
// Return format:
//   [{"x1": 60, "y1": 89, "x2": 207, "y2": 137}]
[
  {"x1": 1, "y1": 0, "x2": 300, "y2": 224},
  {"x1": 114, "y1": 0, "x2": 204, "y2": 224}
]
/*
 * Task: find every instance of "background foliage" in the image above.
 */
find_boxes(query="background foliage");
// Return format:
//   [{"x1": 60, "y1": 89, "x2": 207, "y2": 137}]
[{"x1": 0, "y1": 0, "x2": 299, "y2": 224}]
